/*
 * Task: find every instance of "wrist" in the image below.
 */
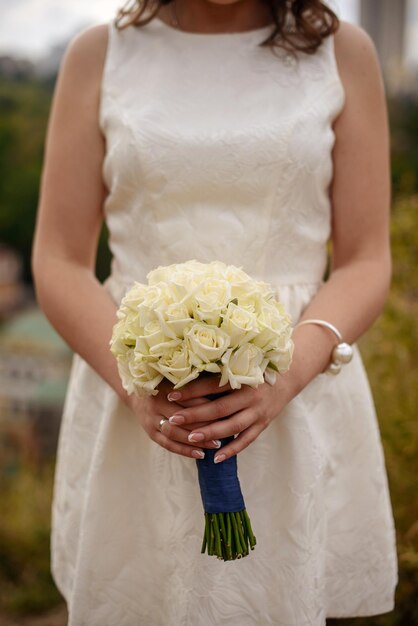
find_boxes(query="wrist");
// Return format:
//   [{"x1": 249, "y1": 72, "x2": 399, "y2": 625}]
[
  {"x1": 124, "y1": 391, "x2": 143, "y2": 414},
  {"x1": 280, "y1": 326, "x2": 335, "y2": 397},
  {"x1": 270, "y1": 364, "x2": 304, "y2": 407}
]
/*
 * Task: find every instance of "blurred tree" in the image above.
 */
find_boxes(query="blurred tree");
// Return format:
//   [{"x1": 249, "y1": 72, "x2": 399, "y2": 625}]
[
  {"x1": 0, "y1": 76, "x2": 111, "y2": 285},
  {"x1": 389, "y1": 97, "x2": 418, "y2": 197},
  {"x1": 0, "y1": 79, "x2": 49, "y2": 283}
]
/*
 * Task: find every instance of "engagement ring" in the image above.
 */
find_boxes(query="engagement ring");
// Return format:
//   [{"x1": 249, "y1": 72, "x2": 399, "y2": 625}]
[{"x1": 159, "y1": 418, "x2": 169, "y2": 432}]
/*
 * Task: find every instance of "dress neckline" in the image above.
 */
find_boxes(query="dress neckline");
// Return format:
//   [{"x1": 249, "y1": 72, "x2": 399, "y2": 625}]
[{"x1": 152, "y1": 15, "x2": 275, "y2": 41}]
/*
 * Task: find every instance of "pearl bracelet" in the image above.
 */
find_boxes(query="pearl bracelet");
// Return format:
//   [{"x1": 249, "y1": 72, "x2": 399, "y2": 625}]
[{"x1": 294, "y1": 318, "x2": 354, "y2": 375}]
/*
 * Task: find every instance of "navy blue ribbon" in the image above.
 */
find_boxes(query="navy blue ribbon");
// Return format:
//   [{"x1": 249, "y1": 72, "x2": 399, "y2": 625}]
[{"x1": 196, "y1": 436, "x2": 245, "y2": 514}]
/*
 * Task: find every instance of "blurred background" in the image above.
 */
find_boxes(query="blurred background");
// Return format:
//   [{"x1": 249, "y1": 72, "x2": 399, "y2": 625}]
[{"x1": 0, "y1": 1, "x2": 417, "y2": 624}]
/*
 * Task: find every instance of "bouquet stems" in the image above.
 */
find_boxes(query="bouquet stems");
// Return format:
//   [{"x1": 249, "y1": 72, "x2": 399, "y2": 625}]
[
  {"x1": 201, "y1": 510, "x2": 256, "y2": 560},
  {"x1": 196, "y1": 429, "x2": 256, "y2": 558},
  {"x1": 195, "y1": 386, "x2": 256, "y2": 561}
]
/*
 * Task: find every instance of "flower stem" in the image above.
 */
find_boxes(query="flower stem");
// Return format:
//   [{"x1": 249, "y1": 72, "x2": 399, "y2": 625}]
[
  {"x1": 219, "y1": 513, "x2": 232, "y2": 561},
  {"x1": 229, "y1": 510, "x2": 243, "y2": 557},
  {"x1": 200, "y1": 510, "x2": 256, "y2": 561},
  {"x1": 234, "y1": 511, "x2": 248, "y2": 557},
  {"x1": 243, "y1": 509, "x2": 257, "y2": 549},
  {"x1": 213, "y1": 514, "x2": 222, "y2": 558}
]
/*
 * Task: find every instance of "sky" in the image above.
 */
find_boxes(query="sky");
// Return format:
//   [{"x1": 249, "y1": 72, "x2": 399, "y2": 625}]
[{"x1": 0, "y1": 0, "x2": 417, "y2": 65}]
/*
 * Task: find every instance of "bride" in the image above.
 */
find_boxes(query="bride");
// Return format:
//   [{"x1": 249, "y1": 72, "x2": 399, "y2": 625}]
[{"x1": 32, "y1": 0, "x2": 398, "y2": 624}]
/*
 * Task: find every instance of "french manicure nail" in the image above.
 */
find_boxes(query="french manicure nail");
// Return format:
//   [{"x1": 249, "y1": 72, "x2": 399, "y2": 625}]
[
  {"x1": 212, "y1": 440, "x2": 221, "y2": 448},
  {"x1": 214, "y1": 454, "x2": 226, "y2": 464},
  {"x1": 169, "y1": 415, "x2": 185, "y2": 425},
  {"x1": 167, "y1": 391, "x2": 182, "y2": 401},
  {"x1": 192, "y1": 450, "x2": 205, "y2": 459},
  {"x1": 188, "y1": 432, "x2": 204, "y2": 442}
]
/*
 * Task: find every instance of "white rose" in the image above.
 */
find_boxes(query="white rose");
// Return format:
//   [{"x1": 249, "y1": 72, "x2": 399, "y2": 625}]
[
  {"x1": 111, "y1": 314, "x2": 153, "y2": 357},
  {"x1": 118, "y1": 281, "x2": 149, "y2": 318},
  {"x1": 146, "y1": 265, "x2": 172, "y2": 285},
  {"x1": 130, "y1": 319, "x2": 182, "y2": 358},
  {"x1": 220, "y1": 302, "x2": 259, "y2": 348},
  {"x1": 191, "y1": 279, "x2": 232, "y2": 325},
  {"x1": 253, "y1": 302, "x2": 293, "y2": 351},
  {"x1": 266, "y1": 337, "x2": 294, "y2": 374},
  {"x1": 110, "y1": 318, "x2": 136, "y2": 358},
  {"x1": 136, "y1": 283, "x2": 172, "y2": 327},
  {"x1": 235, "y1": 290, "x2": 264, "y2": 315},
  {"x1": 219, "y1": 343, "x2": 265, "y2": 389},
  {"x1": 253, "y1": 279, "x2": 276, "y2": 300},
  {"x1": 168, "y1": 272, "x2": 206, "y2": 308},
  {"x1": 153, "y1": 344, "x2": 200, "y2": 388},
  {"x1": 185, "y1": 323, "x2": 230, "y2": 365},
  {"x1": 117, "y1": 353, "x2": 163, "y2": 397},
  {"x1": 133, "y1": 319, "x2": 167, "y2": 353},
  {"x1": 205, "y1": 260, "x2": 229, "y2": 278},
  {"x1": 183, "y1": 259, "x2": 220, "y2": 275},
  {"x1": 155, "y1": 302, "x2": 194, "y2": 339},
  {"x1": 223, "y1": 266, "x2": 258, "y2": 300}
]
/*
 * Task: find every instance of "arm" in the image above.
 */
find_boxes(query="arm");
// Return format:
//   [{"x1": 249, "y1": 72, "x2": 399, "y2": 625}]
[
  {"x1": 32, "y1": 24, "x2": 127, "y2": 401},
  {"x1": 32, "y1": 24, "x2": 216, "y2": 459},
  {"x1": 161, "y1": 22, "x2": 392, "y2": 459},
  {"x1": 279, "y1": 20, "x2": 392, "y2": 395}
]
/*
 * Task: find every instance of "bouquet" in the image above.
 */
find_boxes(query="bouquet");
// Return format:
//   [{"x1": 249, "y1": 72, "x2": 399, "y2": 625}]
[{"x1": 110, "y1": 260, "x2": 294, "y2": 560}]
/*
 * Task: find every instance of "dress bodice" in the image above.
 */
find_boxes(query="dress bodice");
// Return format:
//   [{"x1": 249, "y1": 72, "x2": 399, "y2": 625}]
[{"x1": 99, "y1": 16, "x2": 345, "y2": 299}]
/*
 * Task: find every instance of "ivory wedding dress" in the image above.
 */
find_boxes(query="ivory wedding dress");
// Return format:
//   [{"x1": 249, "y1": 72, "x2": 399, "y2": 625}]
[{"x1": 51, "y1": 15, "x2": 398, "y2": 626}]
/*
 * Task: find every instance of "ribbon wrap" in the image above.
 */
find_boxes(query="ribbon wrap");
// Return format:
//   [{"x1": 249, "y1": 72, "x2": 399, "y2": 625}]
[{"x1": 196, "y1": 436, "x2": 245, "y2": 514}]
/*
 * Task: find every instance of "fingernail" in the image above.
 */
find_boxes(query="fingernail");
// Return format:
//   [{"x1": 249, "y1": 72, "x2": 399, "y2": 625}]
[
  {"x1": 214, "y1": 454, "x2": 226, "y2": 464},
  {"x1": 169, "y1": 415, "x2": 185, "y2": 425},
  {"x1": 167, "y1": 391, "x2": 182, "y2": 401},
  {"x1": 188, "y1": 432, "x2": 204, "y2": 442},
  {"x1": 192, "y1": 449, "x2": 205, "y2": 459},
  {"x1": 212, "y1": 440, "x2": 221, "y2": 448}
]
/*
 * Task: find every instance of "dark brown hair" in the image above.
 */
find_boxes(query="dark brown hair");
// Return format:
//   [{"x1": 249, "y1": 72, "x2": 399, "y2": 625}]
[{"x1": 115, "y1": 0, "x2": 339, "y2": 55}]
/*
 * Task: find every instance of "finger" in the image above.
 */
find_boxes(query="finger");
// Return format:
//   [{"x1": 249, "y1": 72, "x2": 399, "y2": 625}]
[
  {"x1": 186, "y1": 409, "x2": 256, "y2": 443},
  {"x1": 213, "y1": 424, "x2": 261, "y2": 464},
  {"x1": 177, "y1": 397, "x2": 210, "y2": 408},
  {"x1": 182, "y1": 420, "x2": 215, "y2": 432},
  {"x1": 159, "y1": 420, "x2": 221, "y2": 449},
  {"x1": 166, "y1": 375, "x2": 232, "y2": 403},
  {"x1": 159, "y1": 397, "x2": 220, "y2": 431},
  {"x1": 154, "y1": 431, "x2": 209, "y2": 460},
  {"x1": 214, "y1": 425, "x2": 260, "y2": 463},
  {"x1": 157, "y1": 381, "x2": 207, "y2": 406},
  {"x1": 157, "y1": 397, "x2": 208, "y2": 421},
  {"x1": 167, "y1": 389, "x2": 247, "y2": 426}
]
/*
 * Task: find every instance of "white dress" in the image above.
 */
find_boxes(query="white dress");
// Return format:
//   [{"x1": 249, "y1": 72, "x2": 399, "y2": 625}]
[{"x1": 51, "y1": 16, "x2": 398, "y2": 626}]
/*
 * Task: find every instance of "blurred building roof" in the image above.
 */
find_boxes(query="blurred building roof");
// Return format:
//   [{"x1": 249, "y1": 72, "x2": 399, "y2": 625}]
[{"x1": 360, "y1": 0, "x2": 418, "y2": 95}]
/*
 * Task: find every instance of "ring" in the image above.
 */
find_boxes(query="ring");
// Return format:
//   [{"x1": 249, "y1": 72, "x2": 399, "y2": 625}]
[{"x1": 158, "y1": 418, "x2": 168, "y2": 433}]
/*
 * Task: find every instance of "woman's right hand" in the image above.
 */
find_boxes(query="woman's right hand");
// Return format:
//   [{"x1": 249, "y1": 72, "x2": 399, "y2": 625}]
[{"x1": 129, "y1": 380, "x2": 222, "y2": 460}]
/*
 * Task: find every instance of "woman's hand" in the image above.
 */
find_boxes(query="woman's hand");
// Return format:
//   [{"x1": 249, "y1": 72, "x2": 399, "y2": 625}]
[
  {"x1": 129, "y1": 379, "x2": 222, "y2": 460},
  {"x1": 163, "y1": 374, "x2": 296, "y2": 463}
]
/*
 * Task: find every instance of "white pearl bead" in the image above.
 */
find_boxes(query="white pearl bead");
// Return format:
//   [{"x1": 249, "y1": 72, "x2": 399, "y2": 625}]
[
  {"x1": 332, "y1": 343, "x2": 353, "y2": 365},
  {"x1": 326, "y1": 362, "x2": 342, "y2": 376}
]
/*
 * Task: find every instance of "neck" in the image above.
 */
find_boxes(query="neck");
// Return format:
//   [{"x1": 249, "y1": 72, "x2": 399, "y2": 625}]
[{"x1": 160, "y1": 0, "x2": 273, "y2": 34}]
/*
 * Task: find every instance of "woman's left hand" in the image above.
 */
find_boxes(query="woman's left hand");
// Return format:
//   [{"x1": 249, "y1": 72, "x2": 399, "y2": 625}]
[{"x1": 164, "y1": 374, "x2": 296, "y2": 463}]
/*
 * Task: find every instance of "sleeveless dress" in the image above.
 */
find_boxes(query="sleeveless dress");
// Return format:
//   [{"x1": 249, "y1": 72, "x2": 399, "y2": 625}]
[{"x1": 51, "y1": 16, "x2": 398, "y2": 626}]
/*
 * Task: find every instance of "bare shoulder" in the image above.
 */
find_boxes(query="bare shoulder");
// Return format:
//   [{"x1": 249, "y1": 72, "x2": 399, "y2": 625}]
[
  {"x1": 58, "y1": 22, "x2": 110, "y2": 89},
  {"x1": 333, "y1": 20, "x2": 383, "y2": 89}
]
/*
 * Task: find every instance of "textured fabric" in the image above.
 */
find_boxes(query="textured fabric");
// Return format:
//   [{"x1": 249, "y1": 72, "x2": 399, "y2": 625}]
[{"x1": 51, "y1": 17, "x2": 398, "y2": 625}]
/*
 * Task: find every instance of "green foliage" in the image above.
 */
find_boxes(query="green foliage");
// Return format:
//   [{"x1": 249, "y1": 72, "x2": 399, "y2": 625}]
[
  {"x1": 389, "y1": 98, "x2": 418, "y2": 196},
  {"x1": 0, "y1": 77, "x2": 111, "y2": 283},
  {"x1": 0, "y1": 463, "x2": 62, "y2": 615},
  {"x1": 0, "y1": 79, "x2": 51, "y2": 282},
  {"x1": 330, "y1": 196, "x2": 418, "y2": 626}
]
